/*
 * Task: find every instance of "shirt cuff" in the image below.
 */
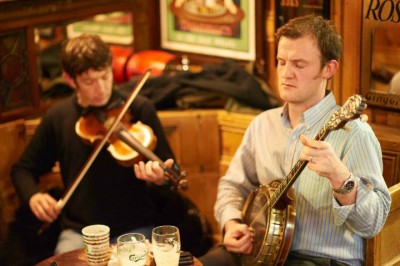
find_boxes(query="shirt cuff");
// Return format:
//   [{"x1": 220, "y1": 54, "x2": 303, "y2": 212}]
[
  {"x1": 333, "y1": 176, "x2": 371, "y2": 226},
  {"x1": 220, "y1": 207, "x2": 243, "y2": 232}
]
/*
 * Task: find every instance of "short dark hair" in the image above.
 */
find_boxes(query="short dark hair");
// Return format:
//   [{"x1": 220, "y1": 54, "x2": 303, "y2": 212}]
[
  {"x1": 275, "y1": 15, "x2": 342, "y2": 67},
  {"x1": 61, "y1": 34, "x2": 112, "y2": 79}
]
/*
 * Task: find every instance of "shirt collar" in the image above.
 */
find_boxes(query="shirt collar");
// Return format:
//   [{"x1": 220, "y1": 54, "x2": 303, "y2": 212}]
[{"x1": 281, "y1": 91, "x2": 337, "y2": 128}]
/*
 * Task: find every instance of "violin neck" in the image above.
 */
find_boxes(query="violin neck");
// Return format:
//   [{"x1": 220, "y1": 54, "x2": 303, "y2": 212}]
[
  {"x1": 115, "y1": 125, "x2": 188, "y2": 190},
  {"x1": 114, "y1": 126, "x2": 164, "y2": 167}
]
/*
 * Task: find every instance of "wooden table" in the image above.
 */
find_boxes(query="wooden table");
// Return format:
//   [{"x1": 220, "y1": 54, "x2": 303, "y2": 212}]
[
  {"x1": 35, "y1": 248, "x2": 88, "y2": 265},
  {"x1": 36, "y1": 247, "x2": 203, "y2": 266}
]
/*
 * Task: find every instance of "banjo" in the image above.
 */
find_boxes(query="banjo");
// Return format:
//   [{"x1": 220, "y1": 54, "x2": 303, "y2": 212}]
[{"x1": 241, "y1": 94, "x2": 367, "y2": 266}]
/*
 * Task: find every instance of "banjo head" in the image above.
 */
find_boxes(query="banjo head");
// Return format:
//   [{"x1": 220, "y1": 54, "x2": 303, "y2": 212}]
[{"x1": 241, "y1": 182, "x2": 296, "y2": 266}]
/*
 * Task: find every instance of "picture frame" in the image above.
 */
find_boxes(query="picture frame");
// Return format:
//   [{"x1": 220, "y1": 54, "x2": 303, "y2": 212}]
[{"x1": 160, "y1": 0, "x2": 255, "y2": 61}]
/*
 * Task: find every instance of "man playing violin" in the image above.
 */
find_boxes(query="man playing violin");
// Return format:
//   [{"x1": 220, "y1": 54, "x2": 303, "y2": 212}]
[
  {"x1": 199, "y1": 15, "x2": 391, "y2": 265},
  {"x1": 11, "y1": 34, "x2": 176, "y2": 255}
]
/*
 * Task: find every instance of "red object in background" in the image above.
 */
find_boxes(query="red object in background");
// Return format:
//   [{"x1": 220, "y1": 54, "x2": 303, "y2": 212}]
[
  {"x1": 125, "y1": 50, "x2": 176, "y2": 79},
  {"x1": 110, "y1": 47, "x2": 175, "y2": 84},
  {"x1": 110, "y1": 45, "x2": 134, "y2": 84}
]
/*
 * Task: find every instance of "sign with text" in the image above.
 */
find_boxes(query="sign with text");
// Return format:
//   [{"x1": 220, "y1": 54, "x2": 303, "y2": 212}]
[{"x1": 361, "y1": 0, "x2": 400, "y2": 110}]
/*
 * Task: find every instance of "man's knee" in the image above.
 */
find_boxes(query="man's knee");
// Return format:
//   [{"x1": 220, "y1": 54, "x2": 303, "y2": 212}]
[{"x1": 199, "y1": 245, "x2": 240, "y2": 266}]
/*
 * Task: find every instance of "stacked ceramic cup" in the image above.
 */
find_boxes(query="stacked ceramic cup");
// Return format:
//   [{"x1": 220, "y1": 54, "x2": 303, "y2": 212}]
[{"x1": 82, "y1": 224, "x2": 111, "y2": 266}]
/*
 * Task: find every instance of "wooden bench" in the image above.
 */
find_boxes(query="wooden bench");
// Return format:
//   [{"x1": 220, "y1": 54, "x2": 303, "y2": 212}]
[{"x1": 366, "y1": 182, "x2": 400, "y2": 266}]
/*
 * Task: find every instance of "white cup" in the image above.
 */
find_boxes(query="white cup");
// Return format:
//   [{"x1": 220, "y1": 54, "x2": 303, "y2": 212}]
[{"x1": 82, "y1": 224, "x2": 110, "y2": 266}]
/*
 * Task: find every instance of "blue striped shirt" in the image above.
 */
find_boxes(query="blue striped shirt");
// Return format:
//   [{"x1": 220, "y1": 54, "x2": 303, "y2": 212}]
[{"x1": 214, "y1": 92, "x2": 391, "y2": 265}]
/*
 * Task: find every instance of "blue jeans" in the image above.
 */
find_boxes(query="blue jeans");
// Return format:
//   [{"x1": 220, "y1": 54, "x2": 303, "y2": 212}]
[{"x1": 54, "y1": 226, "x2": 153, "y2": 255}]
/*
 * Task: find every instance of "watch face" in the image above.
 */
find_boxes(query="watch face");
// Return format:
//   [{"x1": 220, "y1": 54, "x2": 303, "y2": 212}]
[
  {"x1": 333, "y1": 175, "x2": 355, "y2": 194},
  {"x1": 345, "y1": 180, "x2": 355, "y2": 191}
]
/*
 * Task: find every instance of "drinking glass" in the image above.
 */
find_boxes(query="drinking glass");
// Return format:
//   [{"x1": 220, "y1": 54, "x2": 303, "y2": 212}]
[
  {"x1": 117, "y1": 233, "x2": 147, "y2": 266},
  {"x1": 151, "y1": 225, "x2": 180, "y2": 266}
]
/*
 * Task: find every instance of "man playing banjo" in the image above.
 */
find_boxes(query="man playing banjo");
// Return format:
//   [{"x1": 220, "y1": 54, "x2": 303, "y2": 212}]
[{"x1": 199, "y1": 14, "x2": 390, "y2": 266}]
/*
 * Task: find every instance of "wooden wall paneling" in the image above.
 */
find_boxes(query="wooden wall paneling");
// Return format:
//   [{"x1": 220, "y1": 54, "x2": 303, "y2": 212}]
[
  {"x1": 181, "y1": 170, "x2": 221, "y2": 242},
  {"x1": 254, "y1": 0, "x2": 268, "y2": 82},
  {"x1": 330, "y1": 0, "x2": 342, "y2": 102},
  {"x1": 27, "y1": 26, "x2": 41, "y2": 108},
  {"x1": 387, "y1": 111, "x2": 400, "y2": 128},
  {"x1": 132, "y1": 0, "x2": 160, "y2": 51},
  {"x1": 0, "y1": 1, "x2": 139, "y2": 33},
  {"x1": 264, "y1": 0, "x2": 278, "y2": 97},
  {"x1": 382, "y1": 151, "x2": 400, "y2": 187},
  {"x1": 159, "y1": 110, "x2": 219, "y2": 173},
  {"x1": 158, "y1": 110, "x2": 221, "y2": 239},
  {"x1": 370, "y1": 108, "x2": 400, "y2": 128},
  {"x1": 0, "y1": 28, "x2": 39, "y2": 122},
  {"x1": 332, "y1": 0, "x2": 362, "y2": 105},
  {"x1": 371, "y1": 123, "x2": 400, "y2": 187},
  {"x1": 0, "y1": 120, "x2": 26, "y2": 243},
  {"x1": 218, "y1": 111, "x2": 255, "y2": 175}
]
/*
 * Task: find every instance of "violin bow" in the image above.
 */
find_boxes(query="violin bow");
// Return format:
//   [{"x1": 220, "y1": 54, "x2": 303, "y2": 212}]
[{"x1": 39, "y1": 70, "x2": 151, "y2": 234}]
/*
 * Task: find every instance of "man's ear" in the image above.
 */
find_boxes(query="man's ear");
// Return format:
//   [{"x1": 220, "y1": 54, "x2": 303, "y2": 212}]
[
  {"x1": 323, "y1": 60, "x2": 338, "y2": 79},
  {"x1": 62, "y1": 72, "x2": 77, "y2": 89}
]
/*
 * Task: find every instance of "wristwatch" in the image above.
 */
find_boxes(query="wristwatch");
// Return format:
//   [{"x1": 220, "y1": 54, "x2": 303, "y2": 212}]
[{"x1": 332, "y1": 173, "x2": 356, "y2": 194}]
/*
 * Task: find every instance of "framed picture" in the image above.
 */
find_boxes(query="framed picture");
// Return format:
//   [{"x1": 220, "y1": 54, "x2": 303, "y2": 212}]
[{"x1": 160, "y1": 0, "x2": 255, "y2": 61}]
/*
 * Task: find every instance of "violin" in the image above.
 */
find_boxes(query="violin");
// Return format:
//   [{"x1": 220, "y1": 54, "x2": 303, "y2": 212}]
[
  {"x1": 76, "y1": 101, "x2": 158, "y2": 167},
  {"x1": 74, "y1": 96, "x2": 188, "y2": 191}
]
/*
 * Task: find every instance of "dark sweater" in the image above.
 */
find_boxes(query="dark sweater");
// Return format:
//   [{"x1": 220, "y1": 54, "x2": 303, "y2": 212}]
[{"x1": 11, "y1": 91, "x2": 175, "y2": 237}]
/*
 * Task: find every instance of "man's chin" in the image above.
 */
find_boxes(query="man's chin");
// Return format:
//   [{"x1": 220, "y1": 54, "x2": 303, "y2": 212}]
[
  {"x1": 92, "y1": 99, "x2": 109, "y2": 107},
  {"x1": 278, "y1": 91, "x2": 291, "y2": 102}
]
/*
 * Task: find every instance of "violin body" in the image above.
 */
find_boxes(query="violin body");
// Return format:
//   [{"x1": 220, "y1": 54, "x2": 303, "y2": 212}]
[
  {"x1": 74, "y1": 101, "x2": 187, "y2": 190},
  {"x1": 108, "y1": 121, "x2": 157, "y2": 166},
  {"x1": 75, "y1": 107, "x2": 157, "y2": 166}
]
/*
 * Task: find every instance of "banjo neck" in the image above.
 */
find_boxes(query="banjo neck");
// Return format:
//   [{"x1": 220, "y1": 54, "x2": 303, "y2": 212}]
[{"x1": 270, "y1": 125, "x2": 330, "y2": 208}]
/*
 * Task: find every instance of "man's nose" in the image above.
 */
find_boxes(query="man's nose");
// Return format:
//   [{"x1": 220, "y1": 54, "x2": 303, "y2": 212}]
[
  {"x1": 94, "y1": 80, "x2": 107, "y2": 93},
  {"x1": 281, "y1": 64, "x2": 294, "y2": 78}
]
